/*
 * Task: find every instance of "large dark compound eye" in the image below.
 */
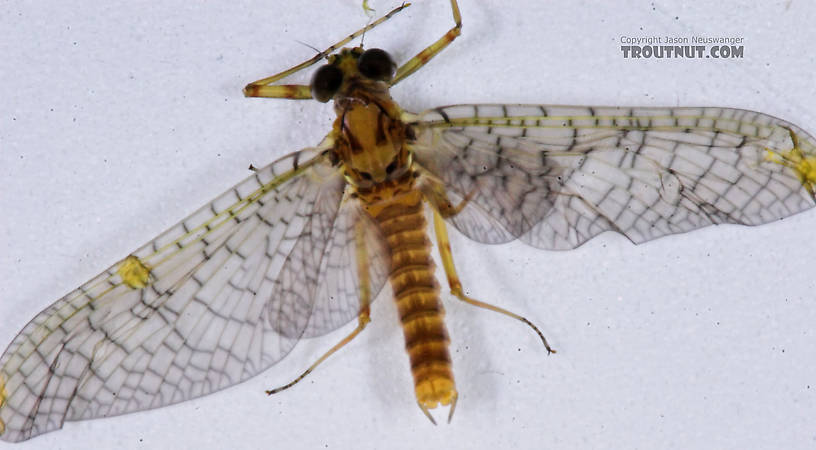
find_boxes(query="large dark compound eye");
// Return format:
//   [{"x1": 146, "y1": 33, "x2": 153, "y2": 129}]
[
  {"x1": 310, "y1": 64, "x2": 343, "y2": 103},
  {"x1": 357, "y1": 48, "x2": 396, "y2": 81}
]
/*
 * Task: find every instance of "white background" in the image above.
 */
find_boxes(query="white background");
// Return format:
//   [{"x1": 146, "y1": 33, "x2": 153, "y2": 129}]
[{"x1": 2, "y1": 1, "x2": 816, "y2": 449}]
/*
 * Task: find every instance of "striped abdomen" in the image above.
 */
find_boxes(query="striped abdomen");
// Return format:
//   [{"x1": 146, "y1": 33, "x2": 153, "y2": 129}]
[{"x1": 370, "y1": 188, "x2": 457, "y2": 410}]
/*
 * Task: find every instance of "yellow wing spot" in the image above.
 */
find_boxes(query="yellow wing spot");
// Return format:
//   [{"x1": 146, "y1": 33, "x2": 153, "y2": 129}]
[
  {"x1": 117, "y1": 255, "x2": 152, "y2": 289},
  {"x1": 765, "y1": 128, "x2": 816, "y2": 195},
  {"x1": 0, "y1": 374, "x2": 7, "y2": 435}
]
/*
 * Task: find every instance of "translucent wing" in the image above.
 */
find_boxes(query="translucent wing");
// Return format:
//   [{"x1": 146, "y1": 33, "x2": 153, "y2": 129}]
[
  {"x1": 0, "y1": 145, "x2": 385, "y2": 442},
  {"x1": 412, "y1": 105, "x2": 816, "y2": 249},
  {"x1": 304, "y1": 195, "x2": 389, "y2": 337}
]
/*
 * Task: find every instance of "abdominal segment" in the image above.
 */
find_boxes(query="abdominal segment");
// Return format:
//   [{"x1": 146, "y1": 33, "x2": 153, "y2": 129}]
[{"x1": 367, "y1": 186, "x2": 457, "y2": 410}]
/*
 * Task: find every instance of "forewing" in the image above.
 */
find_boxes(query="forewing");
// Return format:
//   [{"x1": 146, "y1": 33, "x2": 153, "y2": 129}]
[
  {"x1": 0, "y1": 147, "x2": 348, "y2": 442},
  {"x1": 413, "y1": 104, "x2": 816, "y2": 249}
]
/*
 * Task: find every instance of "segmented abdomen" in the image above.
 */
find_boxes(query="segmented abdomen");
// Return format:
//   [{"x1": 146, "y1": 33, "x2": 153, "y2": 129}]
[{"x1": 371, "y1": 188, "x2": 456, "y2": 409}]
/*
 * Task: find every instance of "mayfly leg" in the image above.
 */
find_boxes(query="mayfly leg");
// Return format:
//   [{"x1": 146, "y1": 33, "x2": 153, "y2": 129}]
[
  {"x1": 266, "y1": 221, "x2": 373, "y2": 395},
  {"x1": 243, "y1": 3, "x2": 412, "y2": 100},
  {"x1": 432, "y1": 210, "x2": 556, "y2": 355},
  {"x1": 390, "y1": 0, "x2": 462, "y2": 86}
]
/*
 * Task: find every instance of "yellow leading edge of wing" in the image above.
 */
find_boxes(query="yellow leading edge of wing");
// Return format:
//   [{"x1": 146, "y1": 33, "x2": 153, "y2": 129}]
[{"x1": 0, "y1": 374, "x2": 6, "y2": 436}]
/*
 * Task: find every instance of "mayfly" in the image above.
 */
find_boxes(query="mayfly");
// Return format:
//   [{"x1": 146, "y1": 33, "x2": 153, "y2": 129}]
[{"x1": 2, "y1": 0, "x2": 816, "y2": 442}]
